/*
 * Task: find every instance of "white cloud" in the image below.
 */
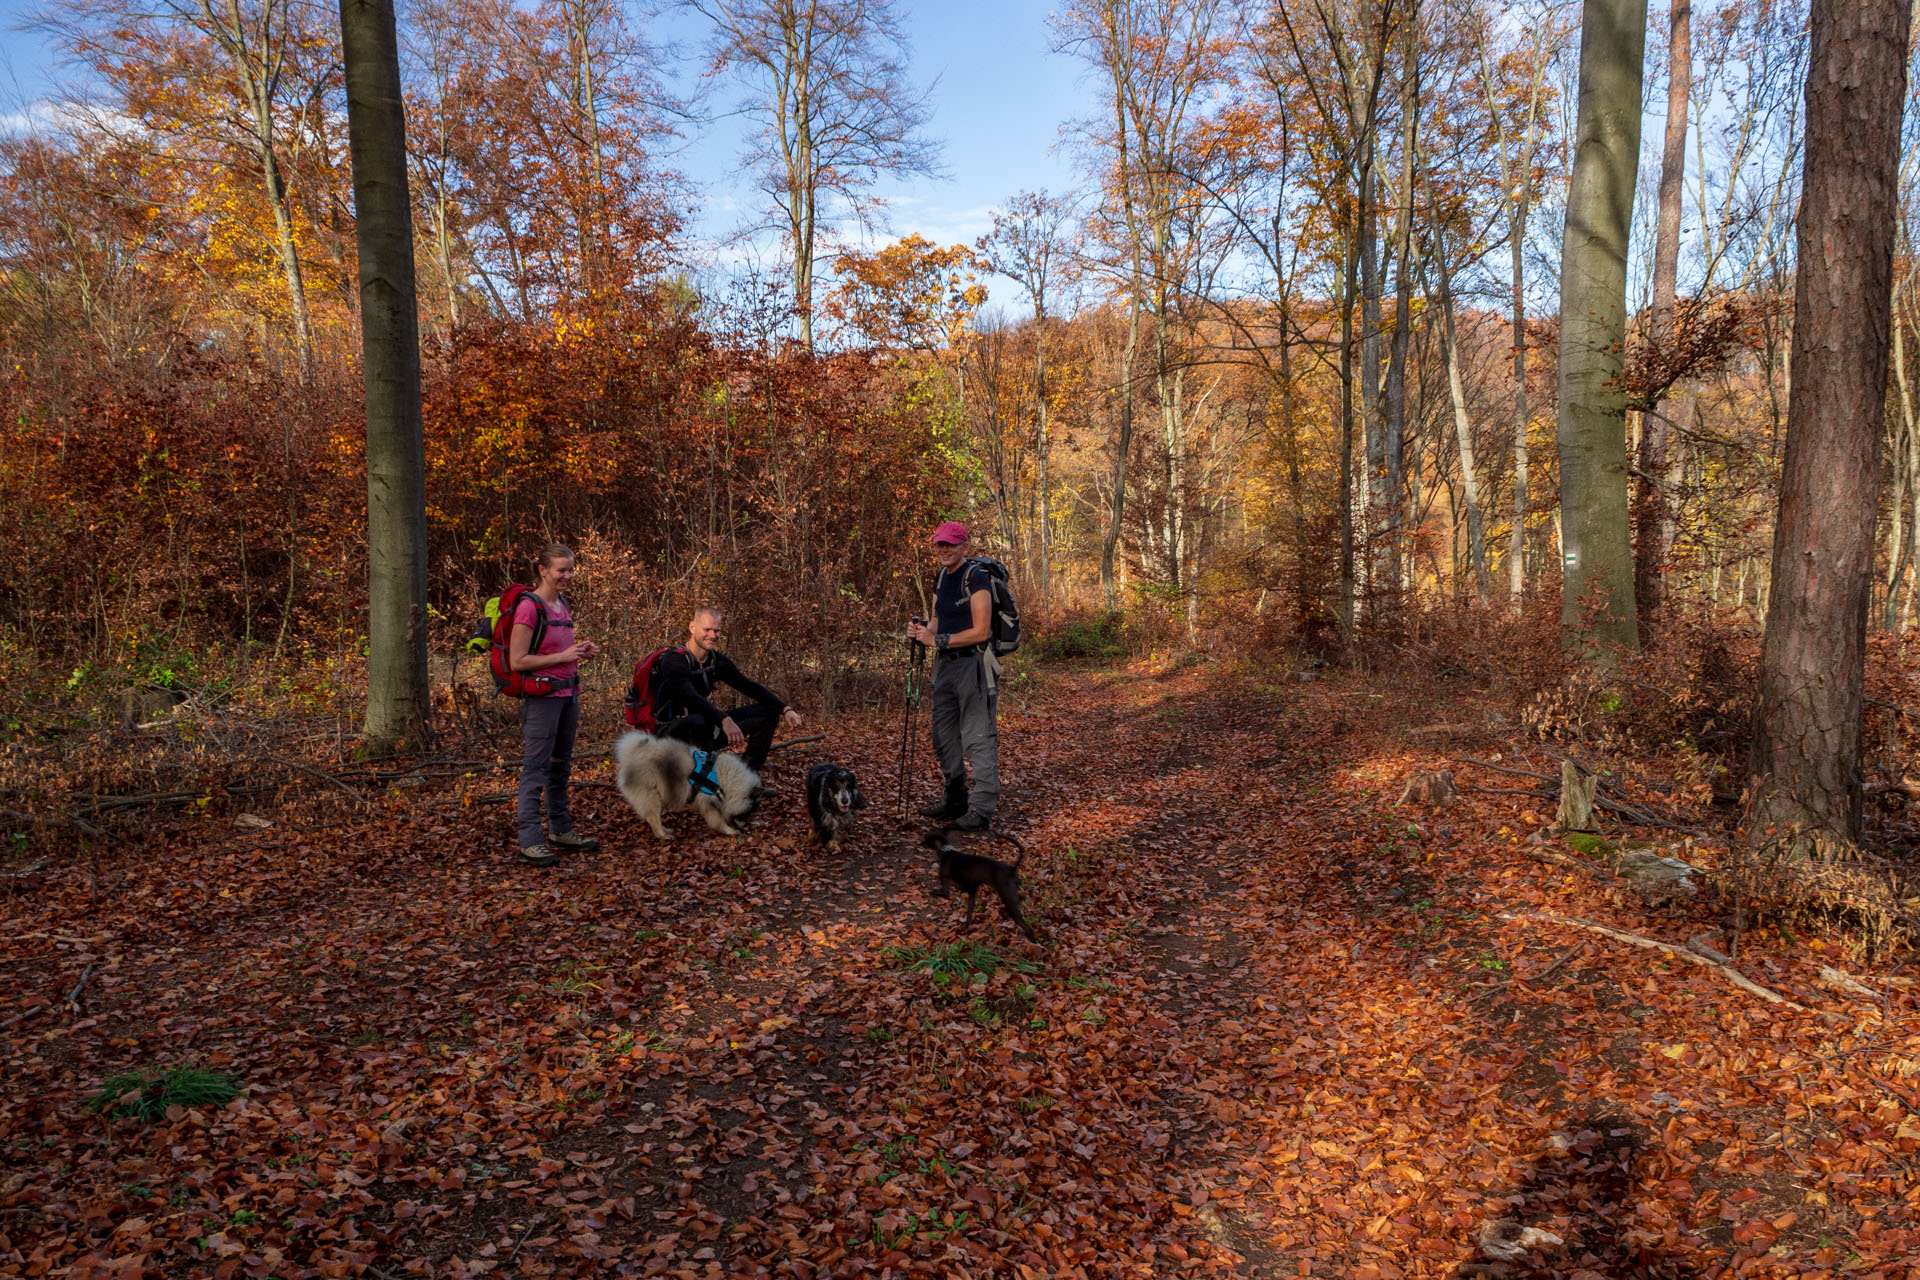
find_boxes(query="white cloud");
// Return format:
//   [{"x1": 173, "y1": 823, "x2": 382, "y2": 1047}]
[
  {"x1": 0, "y1": 98, "x2": 142, "y2": 140},
  {"x1": 0, "y1": 98, "x2": 83, "y2": 135}
]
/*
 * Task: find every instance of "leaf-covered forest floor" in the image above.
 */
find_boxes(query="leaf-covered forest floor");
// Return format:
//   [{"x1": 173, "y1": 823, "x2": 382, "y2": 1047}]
[{"x1": 3, "y1": 662, "x2": 1917, "y2": 1279}]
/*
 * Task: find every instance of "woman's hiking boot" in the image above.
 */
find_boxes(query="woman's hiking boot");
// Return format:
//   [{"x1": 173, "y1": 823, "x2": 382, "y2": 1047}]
[
  {"x1": 919, "y1": 778, "x2": 969, "y2": 822},
  {"x1": 549, "y1": 830, "x2": 598, "y2": 852},
  {"x1": 519, "y1": 843, "x2": 559, "y2": 867}
]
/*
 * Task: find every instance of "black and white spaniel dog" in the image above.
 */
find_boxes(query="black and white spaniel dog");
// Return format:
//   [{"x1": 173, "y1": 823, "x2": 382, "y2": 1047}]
[{"x1": 804, "y1": 763, "x2": 868, "y2": 848}]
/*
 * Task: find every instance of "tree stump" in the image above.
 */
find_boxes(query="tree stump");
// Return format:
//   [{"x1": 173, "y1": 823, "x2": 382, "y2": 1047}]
[
  {"x1": 1554, "y1": 760, "x2": 1597, "y2": 832},
  {"x1": 1398, "y1": 769, "x2": 1459, "y2": 806}
]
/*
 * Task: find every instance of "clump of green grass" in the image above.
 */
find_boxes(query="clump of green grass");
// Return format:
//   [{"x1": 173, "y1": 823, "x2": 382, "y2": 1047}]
[
  {"x1": 967, "y1": 997, "x2": 1002, "y2": 1028},
  {"x1": 86, "y1": 1065, "x2": 240, "y2": 1122},
  {"x1": 886, "y1": 940, "x2": 1041, "y2": 979}
]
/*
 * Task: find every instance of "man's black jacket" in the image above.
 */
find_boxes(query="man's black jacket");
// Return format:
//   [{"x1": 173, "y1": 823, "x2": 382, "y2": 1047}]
[{"x1": 652, "y1": 648, "x2": 785, "y2": 726}]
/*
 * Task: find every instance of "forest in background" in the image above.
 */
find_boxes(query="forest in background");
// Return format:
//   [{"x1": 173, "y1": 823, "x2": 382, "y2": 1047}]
[
  {"x1": 0, "y1": 0, "x2": 1850, "y2": 677},
  {"x1": 2, "y1": 0, "x2": 1918, "y2": 858}
]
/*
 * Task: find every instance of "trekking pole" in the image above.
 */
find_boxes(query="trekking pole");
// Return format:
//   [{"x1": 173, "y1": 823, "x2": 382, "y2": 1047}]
[
  {"x1": 908, "y1": 633, "x2": 927, "y2": 801},
  {"x1": 897, "y1": 622, "x2": 927, "y2": 814}
]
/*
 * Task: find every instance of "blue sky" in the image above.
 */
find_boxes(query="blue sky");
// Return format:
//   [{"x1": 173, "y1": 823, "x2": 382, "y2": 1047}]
[{"x1": 1, "y1": 0, "x2": 1095, "y2": 305}]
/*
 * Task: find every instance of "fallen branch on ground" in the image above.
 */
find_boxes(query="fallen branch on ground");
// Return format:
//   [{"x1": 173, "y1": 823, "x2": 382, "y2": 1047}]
[
  {"x1": 1592, "y1": 792, "x2": 1710, "y2": 836},
  {"x1": 1523, "y1": 940, "x2": 1588, "y2": 986},
  {"x1": 1455, "y1": 759, "x2": 1556, "y2": 783},
  {"x1": 64, "y1": 963, "x2": 95, "y2": 1015},
  {"x1": 248, "y1": 756, "x2": 373, "y2": 810},
  {"x1": 0, "y1": 1004, "x2": 46, "y2": 1031},
  {"x1": 1499, "y1": 909, "x2": 1809, "y2": 1011},
  {"x1": 767, "y1": 734, "x2": 826, "y2": 753},
  {"x1": 1816, "y1": 965, "x2": 1914, "y2": 997},
  {"x1": 1, "y1": 810, "x2": 107, "y2": 841}
]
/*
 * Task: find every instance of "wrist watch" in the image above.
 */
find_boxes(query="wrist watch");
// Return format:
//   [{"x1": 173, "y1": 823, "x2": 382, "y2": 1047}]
[{"x1": 937, "y1": 632, "x2": 951, "y2": 650}]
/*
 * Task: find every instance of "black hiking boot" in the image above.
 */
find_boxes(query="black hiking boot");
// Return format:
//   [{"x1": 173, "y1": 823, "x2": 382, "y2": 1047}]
[
  {"x1": 951, "y1": 810, "x2": 990, "y2": 832},
  {"x1": 919, "y1": 778, "x2": 969, "y2": 822}
]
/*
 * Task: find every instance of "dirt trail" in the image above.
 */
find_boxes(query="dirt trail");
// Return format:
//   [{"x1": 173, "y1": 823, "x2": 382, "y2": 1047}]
[{"x1": 2, "y1": 666, "x2": 1915, "y2": 1278}]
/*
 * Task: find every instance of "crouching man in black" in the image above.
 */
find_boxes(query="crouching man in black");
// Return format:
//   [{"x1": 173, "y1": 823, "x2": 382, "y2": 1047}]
[{"x1": 654, "y1": 608, "x2": 802, "y2": 773}]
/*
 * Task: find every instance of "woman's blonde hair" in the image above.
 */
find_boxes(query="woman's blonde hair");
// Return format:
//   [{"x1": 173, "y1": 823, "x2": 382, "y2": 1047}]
[{"x1": 536, "y1": 542, "x2": 574, "y2": 570}]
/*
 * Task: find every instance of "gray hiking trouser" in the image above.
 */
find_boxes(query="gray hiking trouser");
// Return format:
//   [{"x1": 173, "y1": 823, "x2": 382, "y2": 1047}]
[
  {"x1": 930, "y1": 649, "x2": 999, "y2": 817},
  {"x1": 518, "y1": 694, "x2": 579, "y2": 848}
]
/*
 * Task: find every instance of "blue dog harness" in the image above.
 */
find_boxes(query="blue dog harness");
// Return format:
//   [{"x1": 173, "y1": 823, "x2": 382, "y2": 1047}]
[{"x1": 687, "y1": 748, "x2": 723, "y2": 802}]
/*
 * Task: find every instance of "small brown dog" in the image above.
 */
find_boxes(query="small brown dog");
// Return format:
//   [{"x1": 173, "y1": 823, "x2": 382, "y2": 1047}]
[{"x1": 922, "y1": 828, "x2": 1037, "y2": 942}]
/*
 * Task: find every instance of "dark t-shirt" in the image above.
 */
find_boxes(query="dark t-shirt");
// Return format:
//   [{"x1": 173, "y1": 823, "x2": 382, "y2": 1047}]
[
  {"x1": 932, "y1": 561, "x2": 991, "y2": 650},
  {"x1": 652, "y1": 648, "x2": 784, "y2": 726}
]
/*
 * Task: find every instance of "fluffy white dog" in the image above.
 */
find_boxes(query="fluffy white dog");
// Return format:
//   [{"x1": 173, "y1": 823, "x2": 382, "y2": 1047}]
[{"x1": 613, "y1": 731, "x2": 764, "y2": 840}]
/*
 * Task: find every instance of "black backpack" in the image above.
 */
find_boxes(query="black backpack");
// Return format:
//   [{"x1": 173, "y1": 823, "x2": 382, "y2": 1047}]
[{"x1": 965, "y1": 558, "x2": 1022, "y2": 656}]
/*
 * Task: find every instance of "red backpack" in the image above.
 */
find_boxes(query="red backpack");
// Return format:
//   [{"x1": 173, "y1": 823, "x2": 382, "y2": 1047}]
[
  {"x1": 622, "y1": 646, "x2": 685, "y2": 730},
  {"x1": 472, "y1": 584, "x2": 575, "y2": 698}
]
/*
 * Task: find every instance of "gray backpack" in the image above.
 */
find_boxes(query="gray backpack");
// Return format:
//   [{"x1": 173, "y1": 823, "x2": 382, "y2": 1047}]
[{"x1": 965, "y1": 558, "x2": 1022, "y2": 656}]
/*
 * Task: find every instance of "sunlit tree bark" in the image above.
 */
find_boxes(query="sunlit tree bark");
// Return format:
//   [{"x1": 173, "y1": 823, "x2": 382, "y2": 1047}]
[
  {"x1": 1556, "y1": 0, "x2": 1646, "y2": 656},
  {"x1": 1747, "y1": 0, "x2": 1911, "y2": 847},
  {"x1": 341, "y1": 0, "x2": 430, "y2": 748}
]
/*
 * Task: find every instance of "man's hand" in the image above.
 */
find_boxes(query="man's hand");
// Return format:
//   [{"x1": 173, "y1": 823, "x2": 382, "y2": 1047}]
[
  {"x1": 721, "y1": 716, "x2": 747, "y2": 751},
  {"x1": 782, "y1": 707, "x2": 803, "y2": 730},
  {"x1": 906, "y1": 619, "x2": 936, "y2": 646}
]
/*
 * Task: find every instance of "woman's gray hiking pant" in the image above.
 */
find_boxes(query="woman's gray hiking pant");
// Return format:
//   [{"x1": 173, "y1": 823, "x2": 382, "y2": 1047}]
[
  {"x1": 930, "y1": 649, "x2": 999, "y2": 818},
  {"x1": 518, "y1": 694, "x2": 579, "y2": 848}
]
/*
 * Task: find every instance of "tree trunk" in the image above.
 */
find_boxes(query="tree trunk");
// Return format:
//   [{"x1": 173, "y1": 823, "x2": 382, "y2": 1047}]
[
  {"x1": 1507, "y1": 214, "x2": 1530, "y2": 602},
  {"x1": 1383, "y1": 24, "x2": 1417, "y2": 593},
  {"x1": 1152, "y1": 216, "x2": 1183, "y2": 595},
  {"x1": 1361, "y1": 166, "x2": 1385, "y2": 574},
  {"x1": 342, "y1": 0, "x2": 432, "y2": 750},
  {"x1": 1102, "y1": 294, "x2": 1143, "y2": 609},
  {"x1": 1035, "y1": 307, "x2": 1051, "y2": 605},
  {"x1": 1883, "y1": 418, "x2": 1909, "y2": 630},
  {"x1": 1746, "y1": 0, "x2": 1911, "y2": 848},
  {"x1": 1556, "y1": 0, "x2": 1647, "y2": 658},
  {"x1": 1422, "y1": 155, "x2": 1489, "y2": 598},
  {"x1": 1473, "y1": 6, "x2": 1550, "y2": 603},
  {"x1": 791, "y1": 168, "x2": 816, "y2": 349},
  {"x1": 255, "y1": 122, "x2": 315, "y2": 380},
  {"x1": 1338, "y1": 221, "x2": 1358, "y2": 642},
  {"x1": 1635, "y1": 0, "x2": 1691, "y2": 641},
  {"x1": 1427, "y1": 249, "x2": 1490, "y2": 600},
  {"x1": 1905, "y1": 356, "x2": 1920, "y2": 631},
  {"x1": 1889, "y1": 299, "x2": 1918, "y2": 629}
]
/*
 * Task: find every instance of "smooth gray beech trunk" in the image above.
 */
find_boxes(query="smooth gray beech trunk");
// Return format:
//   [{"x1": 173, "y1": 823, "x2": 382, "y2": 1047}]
[
  {"x1": 1747, "y1": 0, "x2": 1911, "y2": 847},
  {"x1": 1556, "y1": 0, "x2": 1647, "y2": 656},
  {"x1": 342, "y1": 0, "x2": 431, "y2": 749}
]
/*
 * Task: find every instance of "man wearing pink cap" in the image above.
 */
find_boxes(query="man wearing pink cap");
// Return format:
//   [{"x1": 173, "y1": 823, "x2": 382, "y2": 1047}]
[{"x1": 906, "y1": 521, "x2": 1000, "y2": 829}]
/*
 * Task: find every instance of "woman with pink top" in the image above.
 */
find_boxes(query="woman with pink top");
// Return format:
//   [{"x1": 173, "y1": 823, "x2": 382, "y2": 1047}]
[{"x1": 510, "y1": 544, "x2": 602, "y2": 866}]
